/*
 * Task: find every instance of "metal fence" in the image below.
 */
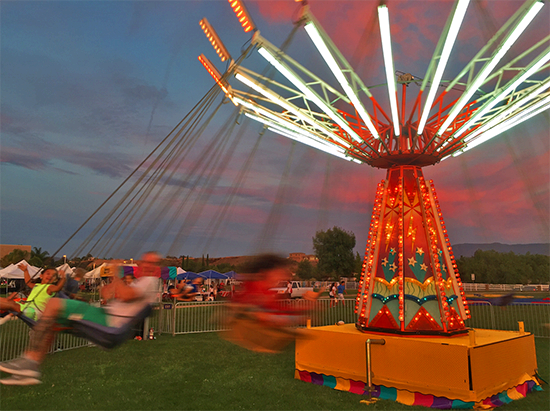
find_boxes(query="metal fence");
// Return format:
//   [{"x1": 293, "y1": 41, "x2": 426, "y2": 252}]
[
  {"x1": 149, "y1": 298, "x2": 358, "y2": 336},
  {"x1": 462, "y1": 283, "x2": 549, "y2": 292},
  {"x1": 465, "y1": 302, "x2": 550, "y2": 337},
  {"x1": 0, "y1": 316, "x2": 92, "y2": 362},
  {"x1": 1, "y1": 298, "x2": 548, "y2": 362},
  {"x1": 151, "y1": 298, "x2": 549, "y2": 338}
]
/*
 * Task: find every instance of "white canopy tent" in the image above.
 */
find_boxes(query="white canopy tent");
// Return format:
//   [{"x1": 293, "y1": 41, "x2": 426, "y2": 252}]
[
  {"x1": 56, "y1": 263, "x2": 75, "y2": 277},
  {"x1": 0, "y1": 260, "x2": 42, "y2": 279}
]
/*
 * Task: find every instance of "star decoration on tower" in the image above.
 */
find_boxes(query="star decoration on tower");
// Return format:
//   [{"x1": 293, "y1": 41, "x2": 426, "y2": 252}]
[{"x1": 408, "y1": 256, "x2": 417, "y2": 267}]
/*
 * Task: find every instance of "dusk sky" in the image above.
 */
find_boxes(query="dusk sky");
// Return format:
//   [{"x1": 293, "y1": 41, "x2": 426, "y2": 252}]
[{"x1": 1, "y1": 0, "x2": 549, "y2": 260}]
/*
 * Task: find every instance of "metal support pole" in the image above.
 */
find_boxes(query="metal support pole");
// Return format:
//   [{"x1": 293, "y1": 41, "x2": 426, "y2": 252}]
[
  {"x1": 365, "y1": 338, "x2": 385, "y2": 398},
  {"x1": 172, "y1": 303, "x2": 177, "y2": 337},
  {"x1": 143, "y1": 316, "x2": 150, "y2": 340}
]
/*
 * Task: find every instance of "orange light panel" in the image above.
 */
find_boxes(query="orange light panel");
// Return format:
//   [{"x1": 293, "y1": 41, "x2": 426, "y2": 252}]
[
  {"x1": 199, "y1": 18, "x2": 231, "y2": 62},
  {"x1": 228, "y1": 0, "x2": 256, "y2": 33},
  {"x1": 198, "y1": 54, "x2": 229, "y2": 94}
]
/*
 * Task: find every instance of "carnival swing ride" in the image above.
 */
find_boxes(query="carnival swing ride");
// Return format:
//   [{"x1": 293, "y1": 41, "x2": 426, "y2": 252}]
[
  {"x1": 190, "y1": 0, "x2": 549, "y2": 407},
  {"x1": 51, "y1": 0, "x2": 548, "y2": 407}
]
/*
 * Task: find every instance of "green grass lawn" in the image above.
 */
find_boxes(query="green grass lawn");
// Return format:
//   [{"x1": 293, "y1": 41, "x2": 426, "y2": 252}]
[{"x1": 0, "y1": 333, "x2": 548, "y2": 410}]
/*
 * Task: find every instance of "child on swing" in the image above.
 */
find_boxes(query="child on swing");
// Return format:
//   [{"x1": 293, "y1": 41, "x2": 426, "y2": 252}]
[{"x1": 0, "y1": 263, "x2": 66, "y2": 321}]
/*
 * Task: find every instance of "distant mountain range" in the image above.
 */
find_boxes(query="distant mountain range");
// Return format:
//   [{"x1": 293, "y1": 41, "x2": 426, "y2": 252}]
[{"x1": 451, "y1": 243, "x2": 550, "y2": 258}]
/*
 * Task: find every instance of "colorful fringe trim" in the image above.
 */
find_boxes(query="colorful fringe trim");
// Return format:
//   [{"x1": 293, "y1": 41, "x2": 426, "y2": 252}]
[{"x1": 295, "y1": 370, "x2": 542, "y2": 409}]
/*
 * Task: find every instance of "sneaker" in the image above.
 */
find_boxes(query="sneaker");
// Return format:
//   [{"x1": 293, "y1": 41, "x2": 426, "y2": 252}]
[
  {"x1": 0, "y1": 314, "x2": 14, "y2": 325},
  {"x1": 0, "y1": 357, "x2": 41, "y2": 378},
  {"x1": 0, "y1": 374, "x2": 42, "y2": 386}
]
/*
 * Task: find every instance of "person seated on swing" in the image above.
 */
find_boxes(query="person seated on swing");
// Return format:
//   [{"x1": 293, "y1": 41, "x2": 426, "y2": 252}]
[
  {"x1": 0, "y1": 263, "x2": 66, "y2": 322},
  {"x1": 0, "y1": 251, "x2": 161, "y2": 386},
  {"x1": 223, "y1": 254, "x2": 322, "y2": 353},
  {"x1": 169, "y1": 277, "x2": 202, "y2": 301}
]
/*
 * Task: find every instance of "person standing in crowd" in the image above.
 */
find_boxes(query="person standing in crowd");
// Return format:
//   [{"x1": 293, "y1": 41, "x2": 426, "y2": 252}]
[
  {"x1": 63, "y1": 268, "x2": 85, "y2": 299},
  {"x1": 209, "y1": 282, "x2": 215, "y2": 301},
  {"x1": 336, "y1": 280, "x2": 346, "y2": 306},
  {"x1": 329, "y1": 282, "x2": 337, "y2": 308},
  {"x1": 285, "y1": 280, "x2": 293, "y2": 299}
]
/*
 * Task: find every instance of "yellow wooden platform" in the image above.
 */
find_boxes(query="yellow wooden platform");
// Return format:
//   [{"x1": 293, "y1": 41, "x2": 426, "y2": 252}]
[{"x1": 295, "y1": 324, "x2": 538, "y2": 403}]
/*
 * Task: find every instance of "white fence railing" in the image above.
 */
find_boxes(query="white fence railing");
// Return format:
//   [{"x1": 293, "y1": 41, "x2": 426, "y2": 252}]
[
  {"x1": 1, "y1": 297, "x2": 548, "y2": 363},
  {"x1": 0, "y1": 316, "x2": 92, "y2": 362},
  {"x1": 149, "y1": 298, "x2": 359, "y2": 336},
  {"x1": 462, "y1": 283, "x2": 549, "y2": 292}
]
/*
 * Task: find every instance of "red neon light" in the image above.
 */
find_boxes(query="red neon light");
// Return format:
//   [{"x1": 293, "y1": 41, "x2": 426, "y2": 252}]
[
  {"x1": 198, "y1": 54, "x2": 231, "y2": 96},
  {"x1": 228, "y1": 0, "x2": 256, "y2": 33}
]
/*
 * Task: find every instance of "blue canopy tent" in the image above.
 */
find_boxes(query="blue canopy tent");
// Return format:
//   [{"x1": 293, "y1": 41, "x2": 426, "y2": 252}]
[
  {"x1": 222, "y1": 271, "x2": 236, "y2": 278},
  {"x1": 176, "y1": 271, "x2": 203, "y2": 280},
  {"x1": 198, "y1": 270, "x2": 228, "y2": 280}
]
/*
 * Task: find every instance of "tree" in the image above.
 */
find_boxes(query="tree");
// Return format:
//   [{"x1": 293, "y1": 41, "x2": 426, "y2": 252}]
[
  {"x1": 354, "y1": 252, "x2": 363, "y2": 279},
  {"x1": 312, "y1": 226, "x2": 356, "y2": 278},
  {"x1": 455, "y1": 249, "x2": 549, "y2": 284},
  {"x1": 0, "y1": 249, "x2": 30, "y2": 267},
  {"x1": 212, "y1": 262, "x2": 235, "y2": 273},
  {"x1": 29, "y1": 247, "x2": 50, "y2": 267},
  {"x1": 296, "y1": 259, "x2": 316, "y2": 280}
]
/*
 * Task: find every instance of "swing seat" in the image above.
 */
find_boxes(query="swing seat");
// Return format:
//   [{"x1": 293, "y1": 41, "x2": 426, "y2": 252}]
[
  {"x1": 69, "y1": 304, "x2": 153, "y2": 349},
  {"x1": 15, "y1": 304, "x2": 153, "y2": 350}
]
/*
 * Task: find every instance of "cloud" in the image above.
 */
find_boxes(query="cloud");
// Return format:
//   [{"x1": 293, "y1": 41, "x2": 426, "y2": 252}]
[{"x1": 0, "y1": 147, "x2": 50, "y2": 170}]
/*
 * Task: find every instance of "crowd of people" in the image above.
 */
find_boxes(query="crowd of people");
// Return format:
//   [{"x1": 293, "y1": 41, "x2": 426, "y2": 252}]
[
  {"x1": 328, "y1": 280, "x2": 347, "y2": 307},
  {"x1": 163, "y1": 277, "x2": 230, "y2": 302}
]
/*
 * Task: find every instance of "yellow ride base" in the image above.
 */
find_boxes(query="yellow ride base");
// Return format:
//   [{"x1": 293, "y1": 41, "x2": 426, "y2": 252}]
[{"x1": 295, "y1": 324, "x2": 539, "y2": 404}]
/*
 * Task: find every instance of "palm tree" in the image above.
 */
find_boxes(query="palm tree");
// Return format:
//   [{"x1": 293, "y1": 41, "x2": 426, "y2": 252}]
[{"x1": 29, "y1": 247, "x2": 50, "y2": 267}]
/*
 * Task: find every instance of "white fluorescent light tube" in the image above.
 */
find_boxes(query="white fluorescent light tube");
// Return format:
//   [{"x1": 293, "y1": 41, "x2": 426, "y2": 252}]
[
  {"x1": 417, "y1": 0, "x2": 470, "y2": 135},
  {"x1": 437, "y1": 0, "x2": 545, "y2": 136},
  {"x1": 265, "y1": 125, "x2": 362, "y2": 163},
  {"x1": 378, "y1": 5, "x2": 400, "y2": 136},
  {"x1": 463, "y1": 94, "x2": 550, "y2": 152},
  {"x1": 243, "y1": 111, "x2": 319, "y2": 144},
  {"x1": 239, "y1": 101, "x2": 335, "y2": 148},
  {"x1": 455, "y1": 48, "x2": 550, "y2": 138},
  {"x1": 304, "y1": 21, "x2": 381, "y2": 140},
  {"x1": 243, "y1": 110, "x2": 349, "y2": 158},
  {"x1": 267, "y1": 123, "x2": 344, "y2": 156},
  {"x1": 464, "y1": 78, "x2": 550, "y2": 143},
  {"x1": 257, "y1": 46, "x2": 364, "y2": 143},
  {"x1": 235, "y1": 71, "x2": 352, "y2": 148}
]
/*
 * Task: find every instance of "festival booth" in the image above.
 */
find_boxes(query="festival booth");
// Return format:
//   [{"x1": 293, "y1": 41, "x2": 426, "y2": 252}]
[
  {"x1": 83, "y1": 263, "x2": 138, "y2": 279},
  {"x1": 84, "y1": 264, "x2": 188, "y2": 280},
  {"x1": 56, "y1": 263, "x2": 75, "y2": 277},
  {"x1": 198, "y1": 270, "x2": 229, "y2": 280},
  {"x1": 222, "y1": 271, "x2": 236, "y2": 278},
  {"x1": 0, "y1": 260, "x2": 42, "y2": 279},
  {"x1": 159, "y1": 267, "x2": 187, "y2": 281}
]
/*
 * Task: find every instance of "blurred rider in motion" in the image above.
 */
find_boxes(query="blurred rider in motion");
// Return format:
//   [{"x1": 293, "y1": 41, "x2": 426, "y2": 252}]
[{"x1": 223, "y1": 254, "x2": 321, "y2": 352}]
